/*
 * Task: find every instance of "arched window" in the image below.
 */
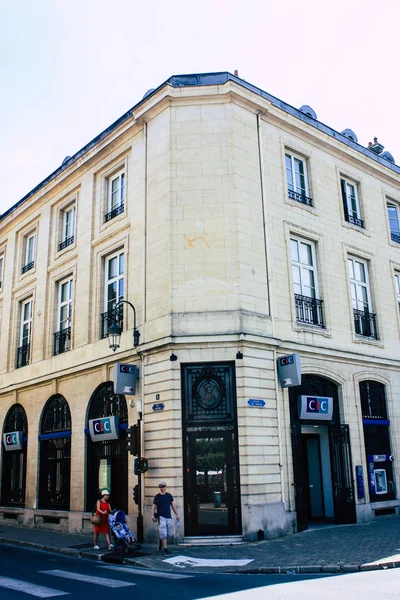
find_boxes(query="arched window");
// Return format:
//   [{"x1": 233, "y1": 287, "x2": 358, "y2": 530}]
[
  {"x1": 86, "y1": 382, "x2": 128, "y2": 513},
  {"x1": 360, "y1": 381, "x2": 394, "y2": 502},
  {"x1": 1, "y1": 404, "x2": 28, "y2": 507},
  {"x1": 38, "y1": 395, "x2": 71, "y2": 510}
]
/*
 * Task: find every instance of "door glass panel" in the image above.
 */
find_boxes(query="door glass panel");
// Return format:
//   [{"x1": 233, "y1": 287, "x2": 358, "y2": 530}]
[{"x1": 195, "y1": 436, "x2": 228, "y2": 533}]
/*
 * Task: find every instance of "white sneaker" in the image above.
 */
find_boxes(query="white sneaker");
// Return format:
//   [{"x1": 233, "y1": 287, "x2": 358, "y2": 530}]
[
  {"x1": 108, "y1": 544, "x2": 114, "y2": 550},
  {"x1": 94, "y1": 545, "x2": 100, "y2": 550}
]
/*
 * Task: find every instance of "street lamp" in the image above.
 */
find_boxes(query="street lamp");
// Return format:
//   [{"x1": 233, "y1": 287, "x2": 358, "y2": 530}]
[{"x1": 108, "y1": 300, "x2": 140, "y2": 352}]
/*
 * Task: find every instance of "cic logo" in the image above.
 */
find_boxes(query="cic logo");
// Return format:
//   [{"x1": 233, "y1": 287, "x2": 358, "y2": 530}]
[
  {"x1": 306, "y1": 397, "x2": 329, "y2": 414},
  {"x1": 5, "y1": 433, "x2": 19, "y2": 447},
  {"x1": 92, "y1": 418, "x2": 112, "y2": 435}
]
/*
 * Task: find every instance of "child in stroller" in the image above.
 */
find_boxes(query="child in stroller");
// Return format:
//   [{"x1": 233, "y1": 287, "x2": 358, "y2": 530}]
[{"x1": 108, "y1": 510, "x2": 140, "y2": 552}]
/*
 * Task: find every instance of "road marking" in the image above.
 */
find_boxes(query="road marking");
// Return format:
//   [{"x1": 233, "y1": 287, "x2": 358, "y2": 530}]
[
  {"x1": 40, "y1": 570, "x2": 135, "y2": 588},
  {"x1": 0, "y1": 576, "x2": 69, "y2": 598},
  {"x1": 99, "y1": 565, "x2": 194, "y2": 579},
  {"x1": 163, "y1": 555, "x2": 254, "y2": 568}
]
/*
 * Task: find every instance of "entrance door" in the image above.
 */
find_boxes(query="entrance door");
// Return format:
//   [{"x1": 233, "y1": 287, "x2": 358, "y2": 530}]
[
  {"x1": 185, "y1": 430, "x2": 240, "y2": 535},
  {"x1": 304, "y1": 435, "x2": 324, "y2": 519},
  {"x1": 182, "y1": 363, "x2": 242, "y2": 537}
]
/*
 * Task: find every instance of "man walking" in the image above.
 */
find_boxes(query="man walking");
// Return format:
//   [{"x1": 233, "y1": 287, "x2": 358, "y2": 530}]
[{"x1": 151, "y1": 481, "x2": 179, "y2": 556}]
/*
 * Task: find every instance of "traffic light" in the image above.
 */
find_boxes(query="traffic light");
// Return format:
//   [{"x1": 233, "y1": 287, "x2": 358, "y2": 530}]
[
  {"x1": 134, "y1": 458, "x2": 139, "y2": 476},
  {"x1": 140, "y1": 457, "x2": 149, "y2": 473},
  {"x1": 133, "y1": 484, "x2": 139, "y2": 505},
  {"x1": 127, "y1": 424, "x2": 139, "y2": 455}
]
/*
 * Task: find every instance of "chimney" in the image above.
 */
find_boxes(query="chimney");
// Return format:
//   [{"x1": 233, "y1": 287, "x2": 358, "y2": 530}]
[
  {"x1": 234, "y1": 70, "x2": 239, "y2": 77},
  {"x1": 368, "y1": 137, "x2": 384, "y2": 154}
]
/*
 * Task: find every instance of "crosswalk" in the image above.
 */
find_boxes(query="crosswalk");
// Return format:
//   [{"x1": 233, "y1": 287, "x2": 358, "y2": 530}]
[{"x1": 0, "y1": 565, "x2": 193, "y2": 597}]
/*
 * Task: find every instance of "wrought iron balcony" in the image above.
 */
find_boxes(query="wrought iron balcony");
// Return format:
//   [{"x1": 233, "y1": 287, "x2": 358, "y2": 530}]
[
  {"x1": 288, "y1": 189, "x2": 313, "y2": 207},
  {"x1": 100, "y1": 307, "x2": 123, "y2": 339},
  {"x1": 53, "y1": 327, "x2": 71, "y2": 355},
  {"x1": 353, "y1": 309, "x2": 378, "y2": 339},
  {"x1": 295, "y1": 294, "x2": 325, "y2": 328},
  {"x1": 58, "y1": 235, "x2": 74, "y2": 252},
  {"x1": 16, "y1": 344, "x2": 30, "y2": 368},
  {"x1": 21, "y1": 261, "x2": 34, "y2": 274},
  {"x1": 344, "y1": 210, "x2": 364, "y2": 228},
  {"x1": 104, "y1": 203, "x2": 124, "y2": 223},
  {"x1": 390, "y1": 231, "x2": 400, "y2": 244}
]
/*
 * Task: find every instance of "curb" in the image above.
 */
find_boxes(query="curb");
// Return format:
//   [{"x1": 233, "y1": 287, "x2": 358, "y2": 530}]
[{"x1": 1, "y1": 536, "x2": 400, "y2": 574}]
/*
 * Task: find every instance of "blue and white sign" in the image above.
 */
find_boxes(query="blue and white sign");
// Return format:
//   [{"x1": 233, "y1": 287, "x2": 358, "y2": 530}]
[
  {"x1": 152, "y1": 403, "x2": 165, "y2": 412},
  {"x1": 277, "y1": 353, "x2": 301, "y2": 388},
  {"x1": 3, "y1": 431, "x2": 23, "y2": 451},
  {"x1": 247, "y1": 399, "x2": 266, "y2": 408},
  {"x1": 298, "y1": 396, "x2": 333, "y2": 421},
  {"x1": 89, "y1": 416, "x2": 120, "y2": 442},
  {"x1": 114, "y1": 363, "x2": 139, "y2": 396}
]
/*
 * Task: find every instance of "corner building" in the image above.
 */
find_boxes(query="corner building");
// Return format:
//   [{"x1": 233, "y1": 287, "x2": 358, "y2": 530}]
[{"x1": 1, "y1": 72, "x2": 400, "y2": 541}]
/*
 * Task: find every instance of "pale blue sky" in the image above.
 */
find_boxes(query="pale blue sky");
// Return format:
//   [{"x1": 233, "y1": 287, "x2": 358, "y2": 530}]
[{"x1": 1, "y1": 0, "x2": 399, "y2": 214}]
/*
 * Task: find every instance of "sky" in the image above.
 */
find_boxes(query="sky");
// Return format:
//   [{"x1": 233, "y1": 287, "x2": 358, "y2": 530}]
[{"x1": 1, "y1": 0, "x2": 399, "y2": 215}]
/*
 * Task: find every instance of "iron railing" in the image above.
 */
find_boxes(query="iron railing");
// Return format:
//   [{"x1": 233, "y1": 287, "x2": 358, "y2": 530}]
[
  {"x1": 353, "y1": 309, "x2": 378, "y2": 339},
  {"x1": 100, "y1": 307, "x2": 123, "y2": 339},
  {"x1": 391, "y1": 231, "x2": 400, "y2": 244},
  {"x1": 104, "y1": 203, "x2": 124, "y2": 223},
  {"x1": 288, "y1": 189, "x2": 313, "y2": 207},
  {"x1": 21, "y1": 261, "x2": 34, "y2": 274},
  {"x1": 53, "y1": 327, "x2": 71, "y2": 355},
  {"x1": 344, "y1": 209, "x2": 364, "y2": 228},
  {"x1": 58, "y1": 235, "x2": 74, "y2": 252},
  {"x1": 16, "y1": 344, "x2": 30, "y2": 368},
  {"x1": 295, "y1": 294, "x2": 325, "y2": 327}
]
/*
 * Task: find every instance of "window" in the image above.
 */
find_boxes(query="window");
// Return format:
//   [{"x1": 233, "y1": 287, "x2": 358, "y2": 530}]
[
  {"x1": 22, "y1": 233, "x2": 36, "y2": 274},
  {"x1": 348, "y1": 257, "x2": 377, "y2": 338},
  {"x1": 285, "y1": 153, "x2": 312, "y2": 206},
  {"x1": 101, "y1": 252, "x2": 124, "y2": 338},
  {"x1": 387, "y1": 203, "x2": 400, "y2": 243},
  {"x1": 290, "y1": 237, "x2": 324, "y2": 327},
  {"x1": 395, "y1": 273, "x2": 400, "y2": 311},
  {"x1": 105, "y1": 171, "x2": 125, "y2": 222},
  {"x1": 54, "y1": 278, "x2": 73, "y2": 355},
  {"x1": 340, "y1": 178, "x2": 364, "y2": 228},
  {"x1": 16, "y1": 299, "x2": 32, "y2": 368},
  {"x1": 59, "y1": 206, "x2": 76, "y2": 251},
  {"x1": 0, "y1": 254, "x2": 3, "y2": 290}
]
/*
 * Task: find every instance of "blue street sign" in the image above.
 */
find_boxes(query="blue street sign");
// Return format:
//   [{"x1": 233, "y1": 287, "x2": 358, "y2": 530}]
[
  {"x1": 152, "y1": 403, "x2": 165, "y2": 412},
  {"x1": 247, "y1": 399, "x2": 266, "y2": 408}
]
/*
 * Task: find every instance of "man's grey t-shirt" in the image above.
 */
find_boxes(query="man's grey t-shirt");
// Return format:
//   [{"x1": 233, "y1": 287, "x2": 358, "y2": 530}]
[{"x1": 153, "y1": 492, "x2": 174, "y2": 518}]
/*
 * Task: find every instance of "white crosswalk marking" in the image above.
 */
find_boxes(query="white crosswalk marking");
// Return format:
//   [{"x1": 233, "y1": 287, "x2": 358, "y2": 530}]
[
  {"x1": 0, "y1": 576, "x2": 69, "y2": 598},
  {"x1": 40, "y1": 570, "x2": 136, "y2": 588},
  {"x1": 99, "y1": 564, "x2": 194, "y2": 579}
]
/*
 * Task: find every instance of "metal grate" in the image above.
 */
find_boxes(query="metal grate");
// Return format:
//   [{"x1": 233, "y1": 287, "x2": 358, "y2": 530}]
[
  {"x1": 104, "y1": 203, "x2": 124, "y2": 223},
  {"x1": 288, "y1": 189, "x2": 313, "y2": 206},
  {"x1": 295, "y1": 294, "x2": 325, "y2": 327},
  {"x1": 58, "y1": 236, "x2": 74, "y2": 252},
  {"x1": 21, "y1": 261, "x2": 34, "y2": 274},
  {"x1": 16, "y1": 344, "x2": 30, "y2": 368},
  {"x1": 353, "y1": 309, "x2": 378, "y2": 339},
  {"x1": 54, "y1": 327, "x2": 71, "y2": 355}
]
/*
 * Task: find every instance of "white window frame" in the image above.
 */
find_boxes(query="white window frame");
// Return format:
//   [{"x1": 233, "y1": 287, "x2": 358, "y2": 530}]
[
  {"x1": 387, "y1": 202, "x2": 400, "y2": 241},
  {"x1": 24, "y1": 233, "x2": 36, "y2": 267},
  {"x1": 20, "y1": 299, "x2": 33, "y2": 348},
  {"x1": 290, "y1": 237, "x2": 319, "y2": 299},
  {"x1": 285, "y1": 152, "x2": 309, "y2": 197},
  {"x1": 341, "y1": 178, "x2": 362, "y2": 223},
  {"x1": 105, "y1": 251, "x2": 124, "y2": 315},
  {"x1": 58, "y1": 277, "x2": 73, "y2": 332},
  {"x1": 395, "y1": 273, "x2": 400, "y2": 310},
  {"x1": 62, "y1": 206, "x2": 76, "y2": 242},
  {"x1": 108, "y1": 170, "x2": 125, "y2": 212},
  {"x1": 0, "y1": 254, "x2": 4, "y2": 290},
  {"x1": 348, "y1": 257, "x2": 372, "y2": 313}
]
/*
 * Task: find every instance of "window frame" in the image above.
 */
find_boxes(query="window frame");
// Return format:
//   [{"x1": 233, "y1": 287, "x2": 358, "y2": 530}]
[
  {"x1": 285, "y1": 152, "x2": 312, "y2": 205},
  {"x1": 387, "y1": 202, "x2": 400, "y2": 243},
  {"x1": 340, "y1": 177, "x2": 364, "y2": 227},
  {"x1": 348, "y1": 256, "x2": 372, "y2": 313},
  {"x1": 290, "y1": 236, "x2": 319, "y2": 299},
  {"x1": 20, "y1": 298, "x2": 33, "y2": 348},
  {"x1": 24, "y1": 233, "x2": 36, "y2": 269},
  {"x1": 0, "y1": 254, "x2": 4, "y2": 290},
  {"x1": 104, "y1": 251, "x2": 125, "y2": 315},
  {"x1": 58, "y1": 277, "x2": 73, "y2": 333},
  {"x1": 108, "y1": 170, "x2": 125, "y2": 213},
  {"x1": 395, "y1": 273, "x2": 400, "y2": 311},
  {"x1": 61, "y1": 206, "x2": 76, "y2": 244}
]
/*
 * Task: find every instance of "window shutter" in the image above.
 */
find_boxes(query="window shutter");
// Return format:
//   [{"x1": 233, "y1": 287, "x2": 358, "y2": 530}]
[{"x1": 340, "y1": 179, "x2": 348, "y2": 219}]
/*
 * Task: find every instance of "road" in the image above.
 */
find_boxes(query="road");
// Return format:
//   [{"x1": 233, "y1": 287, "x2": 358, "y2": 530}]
[{"x1": 0, "y1": 544, "x2": 399, "y2": 599}]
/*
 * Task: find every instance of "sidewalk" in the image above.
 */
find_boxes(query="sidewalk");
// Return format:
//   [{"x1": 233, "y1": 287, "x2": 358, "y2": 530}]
[{"x1": 1, "y1": 517, "x2": 400, "y2": 574}]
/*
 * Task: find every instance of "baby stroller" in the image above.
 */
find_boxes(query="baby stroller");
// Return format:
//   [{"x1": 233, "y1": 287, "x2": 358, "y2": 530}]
[{"x1": 108, "y1": 510, "x2": 141, "y2": 552}]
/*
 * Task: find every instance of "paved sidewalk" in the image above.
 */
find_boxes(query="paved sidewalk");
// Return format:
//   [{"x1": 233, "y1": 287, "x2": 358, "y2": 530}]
[{"x1": 1, "y1": 517, "x2": 400, "y2": 574}]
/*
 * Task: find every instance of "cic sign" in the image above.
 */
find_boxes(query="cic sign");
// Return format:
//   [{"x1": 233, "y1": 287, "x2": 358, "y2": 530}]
[
  {"x1": 89, "y1": 416, "x2": 120, "y2": 442},
  {"x1": 3, "y1": 431, "x2": 23, "y2": 451},
  {"x1": 298, "y1": 395, "x2": 333, "y2": 421},
  {"x1": 276, "y1": 354, "x2": 301, "y2": 388},
  {"x1": 114, "y1": 363, "x2": 139, "y2": 396}
]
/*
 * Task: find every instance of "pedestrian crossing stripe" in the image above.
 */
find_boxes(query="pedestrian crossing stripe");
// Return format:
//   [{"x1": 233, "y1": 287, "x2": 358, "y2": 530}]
[
  {"x1": 99, "y1": 565, "x2": 194, "y2": 579},
  {"x1": 0, "y1": 576, "x2": 69, "y2": 598},
  {"x1": 40, "y1": 570, "x2": 136, "y2": 588}
]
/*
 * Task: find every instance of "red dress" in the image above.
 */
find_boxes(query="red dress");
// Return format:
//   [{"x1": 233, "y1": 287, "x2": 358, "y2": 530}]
[{"x1": 93, "y1": 500, "x2": 111, "y2": 534}]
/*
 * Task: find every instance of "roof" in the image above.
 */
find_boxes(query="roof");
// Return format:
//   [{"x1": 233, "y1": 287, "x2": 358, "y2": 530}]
[{"x1": 1, "y1": 71, "x2": 399, "y2": 222}]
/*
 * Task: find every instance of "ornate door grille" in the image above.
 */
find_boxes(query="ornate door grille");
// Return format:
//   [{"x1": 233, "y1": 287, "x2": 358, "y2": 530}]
[{"x1": 1, "y1": 404, "x2": 28, "y2": 507}]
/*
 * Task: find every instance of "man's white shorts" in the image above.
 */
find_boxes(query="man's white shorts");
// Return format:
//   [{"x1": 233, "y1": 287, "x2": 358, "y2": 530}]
[{"x1": 159, "y1": 516, "x2": 173, "y2": 539}]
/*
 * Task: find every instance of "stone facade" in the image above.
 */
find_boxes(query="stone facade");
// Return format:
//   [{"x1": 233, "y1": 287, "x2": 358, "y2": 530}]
[{"x1": 0, "y1": 73, "x2": 400, "y2": 540}]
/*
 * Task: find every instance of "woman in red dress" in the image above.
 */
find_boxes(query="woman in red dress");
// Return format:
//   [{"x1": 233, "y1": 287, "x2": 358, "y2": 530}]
[{"x1": 93, "y1": 489, "x2": 113, "y2": 550}]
